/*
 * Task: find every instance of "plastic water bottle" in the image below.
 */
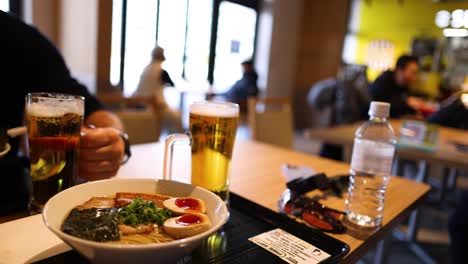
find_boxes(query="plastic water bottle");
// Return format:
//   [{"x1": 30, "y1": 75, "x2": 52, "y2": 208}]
[{"x1": 345, "y1": 101, "x2": 396, "y2": 228}]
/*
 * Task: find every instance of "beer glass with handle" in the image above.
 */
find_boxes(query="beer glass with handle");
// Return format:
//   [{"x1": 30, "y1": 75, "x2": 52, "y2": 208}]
[
  {"x1": 164, "y1": 101, "x2": 239, "y2": 203},
  {"x1": 26, "y1": 93, "x2": 84, "y2": 213}
]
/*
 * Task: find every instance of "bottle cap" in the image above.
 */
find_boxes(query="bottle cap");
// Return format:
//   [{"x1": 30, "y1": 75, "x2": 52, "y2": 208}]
[{"x1": 368, "y1": 101, "x2": 390, "y2": 118}]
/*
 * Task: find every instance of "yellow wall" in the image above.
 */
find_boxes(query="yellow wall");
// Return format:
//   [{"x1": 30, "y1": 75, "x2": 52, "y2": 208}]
[{"x1": 355, "y1": 0, "x2": 468, "y2": 80}]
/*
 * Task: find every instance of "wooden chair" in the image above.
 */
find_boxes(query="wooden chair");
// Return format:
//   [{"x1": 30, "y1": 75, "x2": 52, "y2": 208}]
[
  {"x1": 99, "y1": 94, "x2": 162, "y2": 144},
  {"x1": 247, "y1": 97, "x2": 294, "y2": 149}
]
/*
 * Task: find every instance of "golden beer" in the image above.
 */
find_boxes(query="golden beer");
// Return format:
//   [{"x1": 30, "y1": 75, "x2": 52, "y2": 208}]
[
  {"x1": 189, "y1": 102, "x2": 238, "y2": 201},
  {"x1": 26, "y1": 93, "x2": 84, "y2": 212}
]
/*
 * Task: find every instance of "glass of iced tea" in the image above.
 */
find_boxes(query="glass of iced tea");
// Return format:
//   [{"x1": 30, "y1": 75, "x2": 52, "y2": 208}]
[
  {"x1": 25, "y1": 93, "x2": 84, "y2": 213},
  {"x1": 164, "y1": 101, "x2": 239, "y2": 203}
]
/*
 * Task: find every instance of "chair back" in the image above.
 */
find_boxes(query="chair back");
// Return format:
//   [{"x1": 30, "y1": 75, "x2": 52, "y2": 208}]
[
  {"x1": 99, "y1": 94, "x2": 162, "y2": 144},
  {"x1": 247, "y1": 97, "x2": 294, "y2": 148}
]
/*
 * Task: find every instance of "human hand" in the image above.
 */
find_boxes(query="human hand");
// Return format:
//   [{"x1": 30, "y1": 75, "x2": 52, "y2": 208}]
[
  {"x1": 407, "y1": 96, "x2": 425, "y2": 110},
  {"x1": 78, "y1": 126, "x2": 125, "y2": 181}
]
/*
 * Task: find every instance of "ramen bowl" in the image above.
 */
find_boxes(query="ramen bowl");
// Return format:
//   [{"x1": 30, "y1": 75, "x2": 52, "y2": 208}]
[{"x1": 42, "y1": 178, "x2": 229, "y2": 264}]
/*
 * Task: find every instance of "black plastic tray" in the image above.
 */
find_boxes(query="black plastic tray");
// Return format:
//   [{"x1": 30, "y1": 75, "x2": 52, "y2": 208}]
[{"x1": 34, "y1": 192, "x2": 349, "y2": 264}]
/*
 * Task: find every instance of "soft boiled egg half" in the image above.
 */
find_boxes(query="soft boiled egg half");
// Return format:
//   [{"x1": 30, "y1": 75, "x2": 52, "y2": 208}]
[
  {"x1": 163, "y1": 213, "x2": 211, "y2": 238},
  {"x1": 163, "y1": 197, "x2": 206, "y2": 215}
]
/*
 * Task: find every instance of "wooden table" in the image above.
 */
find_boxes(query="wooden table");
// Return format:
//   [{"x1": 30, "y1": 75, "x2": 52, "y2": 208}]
[
  {"x1": 305, "y1": 119, "x2": 468, "y2": 170},
  {"x1": 0, "y1": 140, "x2": 429, "y2": 263},
  {"x1": 117, "y1": 140, "x2": 430, "y2": 263}
]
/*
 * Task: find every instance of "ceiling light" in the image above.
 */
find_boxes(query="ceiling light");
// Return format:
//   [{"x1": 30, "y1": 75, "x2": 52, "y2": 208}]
[{"x1": 443, "y1": 28, "x2": 468, "y2": 37}]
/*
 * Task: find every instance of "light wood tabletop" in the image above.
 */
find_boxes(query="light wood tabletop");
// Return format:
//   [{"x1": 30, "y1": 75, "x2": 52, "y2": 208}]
[
  {"x1": 0, "y1": 140, "x2": 430, "y2": 263},
  {"x1": 305, "y1": 119, "x2": 468, "y2": 170},
  {"x1": 116, "y1": 140, "x2": 430, "y2": 264}
]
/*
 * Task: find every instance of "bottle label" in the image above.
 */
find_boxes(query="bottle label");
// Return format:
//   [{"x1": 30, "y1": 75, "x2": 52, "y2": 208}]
[{"x1": 350, "y1": 138, "x2": 395, "y2": 174}]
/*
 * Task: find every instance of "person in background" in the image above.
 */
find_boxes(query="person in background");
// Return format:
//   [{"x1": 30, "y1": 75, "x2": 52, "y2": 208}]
[
  {"x1": 449, "y1": 191, "x2": 468, "y2": 264},
  {"x1": 224, "y1": 59, "x2": 259, "y2": 104},
  {"x1": 369, "y1": 55, "x2": 425, "y2": 118},
  {"x1": 133, "y1": 46, "x2": 175, "y2": 97},
  {"x1": 133, "y1": 46, "x2": 181, "y2": 133},
  {"x1": 427, "y1": 89, "x2": 468, "y2": 129},
  {"x1": 0, "y1": 11, "x2": 128, "y2": 214},
  {"x1": 429, "y1": 90, "x2": 468, "y2": 264}
]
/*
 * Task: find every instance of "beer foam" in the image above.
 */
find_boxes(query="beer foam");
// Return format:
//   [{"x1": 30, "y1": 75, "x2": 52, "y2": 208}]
[
  {"x1": 28, "y1": 101, "x2": 84, "y2": 117},
  {"x1": 190, "y1": 101, "x2": 239, "y2": 118}
]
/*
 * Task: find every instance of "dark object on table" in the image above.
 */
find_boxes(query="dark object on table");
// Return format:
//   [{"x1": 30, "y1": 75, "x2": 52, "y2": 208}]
[
  {"x1": 278, "y1": 190, "x2": 347, "y2": 234},
  {"x1": 287, "y1": 173, "x2": 328, "y2": 193},
  {"x1": 0, "y1": 156, "x2": 30, "y2": 215},
  {"x1": 62, "y1": 208, "x2": 120, "y2": 242},
  {"x1": 287, "y1": 173, "x2": 349, "y2": 198},
  {"x1": 34, "y1": 192, "x2": 350, "y2": 264},
  {"x1": 449, "y1": 140, "x2": 468, "y2": 153}
]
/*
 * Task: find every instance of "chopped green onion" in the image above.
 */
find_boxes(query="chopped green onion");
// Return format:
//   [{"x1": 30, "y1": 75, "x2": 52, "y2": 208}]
[{"x1": 118, "y1": 198, "x2": 173, "y2": 226}]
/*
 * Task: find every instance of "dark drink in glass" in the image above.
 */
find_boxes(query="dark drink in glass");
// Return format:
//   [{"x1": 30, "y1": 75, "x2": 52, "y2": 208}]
[{"x1": 26, "y1": 93, "x2": 84, "y2": 213}]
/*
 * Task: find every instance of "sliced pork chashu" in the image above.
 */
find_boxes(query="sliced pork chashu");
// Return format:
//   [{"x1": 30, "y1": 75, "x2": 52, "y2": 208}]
[
  {"x1": 76, "y1": 197, "x2": 116, "y2": 210},
  {"x1": 115, "y1": 192, "x2": 172, "y2": 208}
]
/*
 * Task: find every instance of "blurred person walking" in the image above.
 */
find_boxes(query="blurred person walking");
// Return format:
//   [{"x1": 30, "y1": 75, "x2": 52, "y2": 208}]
[{"x1": 133, "y1": 46, "x2": 181, "y2": 133}]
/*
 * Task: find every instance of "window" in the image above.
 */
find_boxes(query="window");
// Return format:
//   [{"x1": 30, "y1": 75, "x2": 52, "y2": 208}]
[
  {"x1": 0, "y1": 0, "x2": 9, "y2": 12},
  {"x1": 184, "y1": 0, "x2": 212, "y2": 85},
  {"x1": 110, "y1": 0, "x2": 123, "y2": 86},
  {"x1": 157, "y1": 0, "x2": 188, "y2": 87},
  {"x1": 111, "y1": 0, "x2": 258, "y2": 95},
  {"x1": 1, "y1": 0, "x2": 21, "y2": 16},
  {"x1": 213, "y1": 1, "x2": 257, "y2": 92},
  {"x1": 122, "y1": 0, "x2": 158, "y2": 95}
]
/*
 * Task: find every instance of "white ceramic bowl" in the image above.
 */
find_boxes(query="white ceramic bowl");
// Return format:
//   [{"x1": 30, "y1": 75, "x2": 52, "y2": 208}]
[{"x1": 42, "y1": 178, "x2": 229, "y2": 264}]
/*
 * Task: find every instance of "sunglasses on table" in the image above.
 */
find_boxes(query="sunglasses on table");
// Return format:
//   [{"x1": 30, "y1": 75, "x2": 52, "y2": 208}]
[{"x1": 279, "y1": 191, "x2": 347, "y2": 234}]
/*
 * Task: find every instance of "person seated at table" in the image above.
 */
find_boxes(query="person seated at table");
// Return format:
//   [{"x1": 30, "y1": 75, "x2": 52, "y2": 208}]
[
  {"x1": 427, "y1": 89, "x2": 468, "y2": 129},
  {"x1": 369, "y1": 55, "x2": 425, "y2": 118},
  {"x1": 224, "y1": 59, "x2": 259, "y2": 104},
  {"x1": 449, "y1": 190, "x2": 468, "y2": 264},
  {"x1": 0, "y1": 11, "x2": 129, "y2": 213},
  {"x1": 427, "y1": 90, "x2": 468, "y2": 264},
  {"x1": 133, "y1": 46, "x2": 181, "y2": 133}
]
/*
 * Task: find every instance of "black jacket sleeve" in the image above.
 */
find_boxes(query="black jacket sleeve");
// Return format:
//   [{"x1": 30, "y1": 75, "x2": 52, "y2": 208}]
[
  {"x1": 427, "y1": 97, "x2": 468, "y2": 129},
  {"x1": 368, "y1": 72, "x2": 414, "y2": 118},
  {"x1": 161, "y1": 70, "x2": 175, "y2": 87}
]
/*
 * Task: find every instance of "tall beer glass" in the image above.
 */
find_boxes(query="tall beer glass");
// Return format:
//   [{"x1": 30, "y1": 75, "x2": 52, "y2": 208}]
[
  {"x1": 164, "y1": 101, "x2": 239, "y2": 202},
  {"x1": 26, "y1": 93, "x2": 84, "y2": 213}
]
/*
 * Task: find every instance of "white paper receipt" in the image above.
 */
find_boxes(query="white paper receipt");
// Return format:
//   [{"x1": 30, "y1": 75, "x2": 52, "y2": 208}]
[{"x1": 248, "y1": 228, "x2": 331, "y2": 264}]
